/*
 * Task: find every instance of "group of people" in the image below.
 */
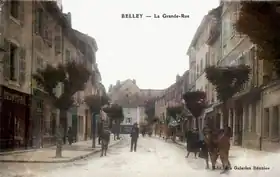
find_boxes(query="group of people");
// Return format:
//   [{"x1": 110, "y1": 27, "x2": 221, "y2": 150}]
[{"x1": 185, "y1": 126, "x2": 232, "y2": 173}]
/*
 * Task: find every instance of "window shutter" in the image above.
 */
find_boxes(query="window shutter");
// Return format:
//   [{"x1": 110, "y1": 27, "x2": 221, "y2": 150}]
[
  {"x1": 54, "y1": 36, "x2": 61, "y2": 54},
  {"x1": 34, "y1": 9, "x2": 40, "y2": 34},
  {"x1": 5, "y1": 1, "x2": 11, "y2": 17},
  {"x1": 3, "y1": 39, "x2": 10, "y2": 80},
  {"x1": 19, "y1": 48, "x2": 26, "y2": 85},
  {"x1": 19, "y1": 1, "x2": 24, "y2": 26}
]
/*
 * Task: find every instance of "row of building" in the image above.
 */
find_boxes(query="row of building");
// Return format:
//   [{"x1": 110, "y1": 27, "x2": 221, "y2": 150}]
[
  {"x1": 186, "y1": 2, "x2": 280, "y2": 152},
  {"x1": 0, "y1": 1, "x2": 103, "y2": 151}
]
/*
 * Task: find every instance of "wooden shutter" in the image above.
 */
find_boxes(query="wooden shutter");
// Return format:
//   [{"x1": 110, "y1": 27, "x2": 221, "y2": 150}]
[
  {"x1": 19, "y1": 48, "x2": 26, "y2": 85},
  {"x1": 19, "y1": 1, "x2": 24, "y2": 26},
  {"x1": 3, "y1": 39, "x2": 10, "y2": 80},
  {"x1": 54, "y1": 36, "x2": 61, "y2": 54},
  {"x1": 34, "y1": 8, "x2": 40, "y2": 34},
  {"x1": 5, "y1": 0, "x2": 10, "y2": 17}
]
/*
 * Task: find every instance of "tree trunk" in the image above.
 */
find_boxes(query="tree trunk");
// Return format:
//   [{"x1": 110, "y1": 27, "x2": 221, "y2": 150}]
[
  {"x1": 222, "y1": 102, "x2": 229, "y2": 127},
  {"x1": 195, "y1": 117, "x2": 199, "y2": 130},
  {"x1": 109, "y1": 119, "x2": 113, "y2": 129},
  {"x1": 59, "y1": 109, "x2": 67, "y2": 144},
  {"x1": 116, "y1": 119, "x2": 121, "y2": 139},
  {"x1": 92, "y1": 112, "x2": 97, "y2": 148},
  {"x1": 55, "y1": 124, "x2": 63, "y2": 158},
  {"x1": 85, "y1": 112, "x2": 88, "y2": 141}
]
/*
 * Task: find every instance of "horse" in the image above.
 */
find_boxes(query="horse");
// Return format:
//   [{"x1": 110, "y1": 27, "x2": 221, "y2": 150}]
[
  {"x1": 204, "y1": 126, "x2": 232, "y2": 173},
  {"x1": 100, "y1": 129, "x2": 111, "y2": 157}
]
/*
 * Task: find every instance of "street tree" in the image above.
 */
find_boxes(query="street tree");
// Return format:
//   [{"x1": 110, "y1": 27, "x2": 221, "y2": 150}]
[
  {"x1": 84, "y1": 84, "x2": 109, "y2": 148},
  {"x1": 235, "y1": 1, "x2": 280, "y2": 77},
  {"x1": 166, "y1": 105, "x2": 184, "y2": 141},
  {"x1": 166, "y1": 105, "x2": 183, "y2": 120},
  {"x1": 33, "y1": 61, "x2": 91, "y2": 157},
  {"x1": 102, "y1": 104, "x2": 124, "y2": 139},
  {"x1": 182, "y1": 91, "x2": 207, "y2": 129},
  {"x1": 205, "y1": 65, "x2": 250, "y2": 126}
]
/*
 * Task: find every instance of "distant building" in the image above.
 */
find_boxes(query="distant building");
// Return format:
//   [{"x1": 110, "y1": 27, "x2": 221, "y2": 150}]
[
  {"x1": 154, "y1": 72, "x2": 189, "y2": 122},
  {"x1": 108, "y1": 79, "x2": 164, "y2": 132}
]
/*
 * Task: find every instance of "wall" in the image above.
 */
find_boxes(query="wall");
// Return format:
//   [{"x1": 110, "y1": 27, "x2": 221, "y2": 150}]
[
  {"x1": 137, "y1": 106, "x2": 145, "y2": 123},
  {"x1": 1, "y1": 2, "x2": 33, "y2": 94},
  {"x1": 122, "y1": 107, "x2": 137, "y2": 125}
]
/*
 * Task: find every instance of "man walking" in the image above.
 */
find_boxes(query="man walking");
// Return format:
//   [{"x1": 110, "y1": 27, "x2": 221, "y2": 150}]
[
  {"x1": 130, "y1": 123, "x2": 139, "y2": 152},
  {"x1": 67, "y1": 127, "x2": 73, "y2": 145},
  {"x1": 98, "y1": 120, "x2": 104, "y2": 145}
]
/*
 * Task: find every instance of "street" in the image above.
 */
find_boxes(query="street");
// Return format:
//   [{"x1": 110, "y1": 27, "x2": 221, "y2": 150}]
[{"x1": 0, "y1": 136, "x2": 279, "y2": 177}]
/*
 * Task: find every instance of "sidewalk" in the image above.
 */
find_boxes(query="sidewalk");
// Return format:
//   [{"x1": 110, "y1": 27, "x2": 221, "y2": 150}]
[
  {"x1": 152, "y1": 135, "x2": 279, "y2": 163},
  {"x1": 0, "y1": 135, "x2": 122, "y2": 163}
]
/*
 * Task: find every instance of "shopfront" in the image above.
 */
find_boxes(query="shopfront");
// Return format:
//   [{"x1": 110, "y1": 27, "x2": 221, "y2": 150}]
[{"x1": 0, "y1": 86, "x2": 31, "y2": 151}]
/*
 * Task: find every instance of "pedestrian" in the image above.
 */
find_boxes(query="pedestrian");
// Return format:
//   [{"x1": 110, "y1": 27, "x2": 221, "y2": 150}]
[
  {"x1": 67, "y1": 127, "x2": 73, "y2": 145},
  {"x1": 98, "y1": 120, "x2": 104, "y2": 145},
  {"x1": 199, "y1": 127, "x2": 209, "y2": 169},
  {"x1": 112, "y1": 121, "x2": 117, "y2": 140},
  {"x1": 185, "y1": 128, "x2": 200, "y2": 158},
  {"x1": 130, "y1": 122, "x2": 139, "y2": 152}
]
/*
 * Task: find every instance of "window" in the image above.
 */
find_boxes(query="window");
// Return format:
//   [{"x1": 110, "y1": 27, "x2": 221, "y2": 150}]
[
  {"x1": 54, "y1": 36, "x2": 62, "y2": 54},
  {"x1": 35, "y1": 8, "x2": 44, "y2": 36},
  {"x1": 37, "y1": 56, "x2": 43, "y2": 69},
  {"x1": 10, "y1": 0, "x2": 20, "y2": 19},
  {"x1": 126, "y1": 118, "x2": 132, "y2": 124},
  {"x1": 10, "y1": 43, "x2": 18, "y2": 81},
  {"x1": 222, "y1": 15, "x2": 231, "y2": 46},
  {"x1": 200, "y1": 59, "x2": 203, "y2": 74},
  {"x1": 65, "y1": 49, "x2": 71, "y2": 62}
]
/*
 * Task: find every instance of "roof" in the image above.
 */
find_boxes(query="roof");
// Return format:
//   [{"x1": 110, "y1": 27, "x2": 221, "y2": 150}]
[
  {"x1": 186, "y1": 15, "x2": 210, "y2": 55},
  {"x1": 73, "y1": 29, "x2": 98, "y2": 52}
]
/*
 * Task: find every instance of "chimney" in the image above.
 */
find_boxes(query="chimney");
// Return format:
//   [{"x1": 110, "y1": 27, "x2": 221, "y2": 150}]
[
  {"x1": 132, "y1": 79, "x2": 136, "y2": 84},
  {"x1": 108, "y1": 84, "x2": 113, "y2": 92},
  {"x1": 176, "y1": 74, "x2": 180, "y2": 82},
  {"x1": 64, "y1": 12, "x2": 72, "y2": 27}
]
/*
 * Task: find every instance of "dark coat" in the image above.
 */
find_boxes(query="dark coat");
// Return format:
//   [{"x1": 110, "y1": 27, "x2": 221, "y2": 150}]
[
  {"x1": 130, "y1": 126, "x2": 139, "y2": 140},
  {"x1": 98, "y1": 121, "x2": 104, "y2": 136},
  {"x1": 186, "y1": 131, "x2": 200, "y2": 152},
  {"x1": 100, "y1": 129, "x2": 110, "y2": 144}
]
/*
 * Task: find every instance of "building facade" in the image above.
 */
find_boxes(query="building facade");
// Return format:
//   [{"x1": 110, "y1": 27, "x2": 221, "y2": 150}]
[
  {"x1": 0, "y1": 1, "x2": 99, "y2": 151},
  {"x1": 154, "y1": 73, "x2": 189, "y2": 122},
  {"x1": 108, "y1": 79, "x2": 164, "y2": 132},
  {"x1": 187, "y1": 2, "x2": 280, "y2": 152}
]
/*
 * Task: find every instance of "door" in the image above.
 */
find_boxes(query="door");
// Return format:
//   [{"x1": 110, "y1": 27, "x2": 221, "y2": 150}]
[
  {"x1": 235, "y1": 107, "x2": 243, "y2": 146},
  {"x1": 72, "y1": 115, "x2": 77, "y2": 142}
]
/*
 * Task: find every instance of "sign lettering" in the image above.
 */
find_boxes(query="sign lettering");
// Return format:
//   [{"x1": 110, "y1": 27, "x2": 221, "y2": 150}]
[{"x1": 3, "y1": 90, "x2": 25, "y2": 105}]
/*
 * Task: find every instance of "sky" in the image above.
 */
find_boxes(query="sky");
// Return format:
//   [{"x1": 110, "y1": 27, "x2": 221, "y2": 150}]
[{"x1": 62, "y1": 0, "x2": 219, "y2": 90}]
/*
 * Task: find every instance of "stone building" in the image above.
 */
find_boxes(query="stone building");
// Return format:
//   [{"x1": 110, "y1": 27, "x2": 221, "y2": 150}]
[
  {"x1": 0, "y1": 1, "x2": 99, "y2": 150},
  {"x1": 187, "y1": 2, "x2": 280, "y2": 152},
  {"x1": 72, "y1": 29, "x2": 98, "y2": 141},
  {"x1": 108, "y1": 79, "x2": 164, "y2": 128},
  {"x1": 154, "y1": 72, "x2": 189, "y2": 122}
]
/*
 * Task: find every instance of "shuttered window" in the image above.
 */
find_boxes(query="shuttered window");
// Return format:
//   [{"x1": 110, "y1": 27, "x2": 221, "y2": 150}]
[{"x1": 19, "y1": 48, "x2": 26, "y2": 85}]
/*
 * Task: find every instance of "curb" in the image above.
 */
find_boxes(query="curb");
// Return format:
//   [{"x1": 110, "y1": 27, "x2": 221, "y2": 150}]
[
  {"x1": 0, "y1": 149, "x2": 38, "y2": 156},
  {"x1": 0, "y1": 139, "x2": 123, "y2": 163}
]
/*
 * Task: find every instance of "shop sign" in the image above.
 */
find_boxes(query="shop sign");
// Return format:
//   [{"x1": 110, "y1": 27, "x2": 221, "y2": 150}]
[{"x1": 3, "y1": 90, "x2": 26, "y2": 105}]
